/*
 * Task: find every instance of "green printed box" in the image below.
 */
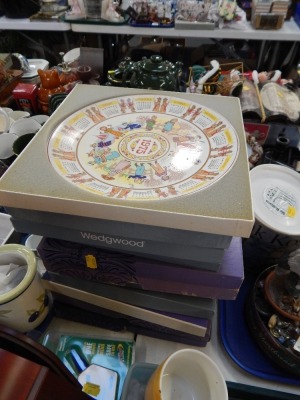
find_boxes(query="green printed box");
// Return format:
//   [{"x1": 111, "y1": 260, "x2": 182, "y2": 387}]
[{"x1": 45, "y1": 334, "x2": 135, "y2": 400}]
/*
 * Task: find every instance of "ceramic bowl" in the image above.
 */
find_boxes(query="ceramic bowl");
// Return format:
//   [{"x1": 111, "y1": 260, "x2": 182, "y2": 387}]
[
  {"x1": 246, "y1": 266, "x2": 300, "y2": 377},
  {"x1": 264, "y1": 269, "x2": 300, "y2": 322},
  {"x1": 145, "y1": 348, "x2": 228, "y2": 400}
]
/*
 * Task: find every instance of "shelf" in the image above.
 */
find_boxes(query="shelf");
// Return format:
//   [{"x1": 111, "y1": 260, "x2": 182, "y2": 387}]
[
  {"x1": 71, "y1": 19, "x2": 300, "y2": 41},
  {"x1": 0, "y1": 16, "x2": 71, "y2": 31},
  {"x1": 0, "y1": 15, "x2": 298, "y2": 41}
]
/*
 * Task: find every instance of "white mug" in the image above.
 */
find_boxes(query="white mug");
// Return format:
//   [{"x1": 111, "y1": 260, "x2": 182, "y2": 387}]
[
  {"x1": 0, "y1": 244, "x2": 50, "y2": 332},
  {"x1": 0, "y1": 107, "x2": 10, "y2": 133}
]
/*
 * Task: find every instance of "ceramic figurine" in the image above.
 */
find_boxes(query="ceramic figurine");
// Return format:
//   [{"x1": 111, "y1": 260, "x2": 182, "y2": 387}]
[
  {"x1": 37, "y1": 69, "x2": 66, "y2": 114},
  {"x1": 101, "y1": 0, "x2": 124, "y2": 22}
]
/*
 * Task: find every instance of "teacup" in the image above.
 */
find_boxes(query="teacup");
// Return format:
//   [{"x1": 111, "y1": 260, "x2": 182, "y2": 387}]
[
  {"x1": 144, "y1": 348, "x2": 228, "y2": 400},
  {"x1": 9, "y1": 117, "x2": 41, "y2": 137},
  {"x1": 1, "y1": 107, "x2": 13, "y2": 115},
  {"x1": 13, "y1": 133, "x2": 36, "y2": 156},
  {"x1": 0, "y1": 244, "x2": 50, "y2": 332},
  {"x1": 8, "y1": 110, "x2": 30, "y2": 121},
  {"x1": 0, "y1": 132, "x2": 18, "y2": 166},
  {"x1": 0, "y1": 107, "x2": 10, "y2": 133},
  {"x1": 76, "y1": 65, "x2": 93, "y2": 83}
]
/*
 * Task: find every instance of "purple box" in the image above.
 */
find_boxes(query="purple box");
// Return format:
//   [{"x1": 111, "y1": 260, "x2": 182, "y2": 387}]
[{"x1": 38, "y1": 236, "x2": 244, "y2": 300}]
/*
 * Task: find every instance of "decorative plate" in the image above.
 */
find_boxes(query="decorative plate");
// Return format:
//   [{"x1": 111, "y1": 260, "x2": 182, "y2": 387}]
[{"x1": 47, "y1": 94, "x2": 239, "y2": 201}]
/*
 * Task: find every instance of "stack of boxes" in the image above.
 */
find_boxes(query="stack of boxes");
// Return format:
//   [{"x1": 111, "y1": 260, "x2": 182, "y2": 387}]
[
  {"x1": 0, "y1": 85, "x2": 254, "y2": 346},
  {"x1": 251, "y1": 0, "x2": 290, "y2": 29}
]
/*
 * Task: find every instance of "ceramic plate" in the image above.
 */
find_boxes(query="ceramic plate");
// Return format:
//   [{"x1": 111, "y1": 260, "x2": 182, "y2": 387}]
[
  {"x1": 250, "y1": 164, "x2": 300, "y2": 236},
  {"x1": 47, "y1": 94, "x2": 239, "y2": 201},
  {"x1": 22, "y1": 59, "x2": 49, "y2": 79}
]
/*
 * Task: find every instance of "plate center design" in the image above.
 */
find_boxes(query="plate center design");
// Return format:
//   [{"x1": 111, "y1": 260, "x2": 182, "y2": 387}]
[{"x1": 119, "y1": 133, "x2": 169, "y2": 162}]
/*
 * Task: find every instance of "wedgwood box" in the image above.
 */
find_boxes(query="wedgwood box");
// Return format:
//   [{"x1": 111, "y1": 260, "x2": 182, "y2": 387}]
[
  {"x1": 0, "y1": 85, "x2": 254, "y2": 243},
  {"x1": 9, "y1": 210, "x2": 230, "y2": 270}
]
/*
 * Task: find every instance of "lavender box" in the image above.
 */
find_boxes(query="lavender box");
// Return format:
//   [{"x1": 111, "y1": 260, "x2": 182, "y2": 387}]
[{"x1": 38, "y1": 236, "x2": 244, "y2": 300}]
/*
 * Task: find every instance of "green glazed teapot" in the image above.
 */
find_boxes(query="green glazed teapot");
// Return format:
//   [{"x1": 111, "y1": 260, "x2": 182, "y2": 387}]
[{"x1": 107, "y1": 55, "x2": 183, "y2": 92}]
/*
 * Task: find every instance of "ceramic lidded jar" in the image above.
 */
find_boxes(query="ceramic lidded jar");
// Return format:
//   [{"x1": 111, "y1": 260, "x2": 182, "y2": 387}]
[
  {"x1": 129, "y1": 55, "x2": 183, "y2": 91},
  {"x1": 0, "y1": 244, "x2": 50, "y2": 332}
]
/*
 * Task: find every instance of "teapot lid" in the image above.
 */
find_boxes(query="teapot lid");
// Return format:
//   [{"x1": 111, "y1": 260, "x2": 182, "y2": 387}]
[{"x1": 139, "y1": 55, "x2": 173, "y2": 74}]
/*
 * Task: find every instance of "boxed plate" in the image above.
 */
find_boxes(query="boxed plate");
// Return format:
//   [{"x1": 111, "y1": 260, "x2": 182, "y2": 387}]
[{"x1": 0, "y1": 86, "x2": 254, "y2": 243}]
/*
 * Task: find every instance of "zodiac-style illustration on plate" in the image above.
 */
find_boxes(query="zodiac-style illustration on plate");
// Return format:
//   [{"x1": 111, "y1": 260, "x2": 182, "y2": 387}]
[{"x1": 48, "y1": 94, "x2": 239, "y2": 200}]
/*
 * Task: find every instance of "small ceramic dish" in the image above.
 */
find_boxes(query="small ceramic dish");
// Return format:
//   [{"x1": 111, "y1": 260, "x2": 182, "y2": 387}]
[{"x1": 264, "y1": 269, "x2": 300, "y2": 322}]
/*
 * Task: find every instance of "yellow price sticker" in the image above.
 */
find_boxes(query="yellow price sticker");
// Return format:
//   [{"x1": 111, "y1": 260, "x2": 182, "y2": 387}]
[
  {"x1": 85, "y1": 254, "x2": 98, "y2": 269},
  {"x1": 287, "y1": 206, "x2": 296, "y2": 218},
  {"x1": 82, "y1": 382, "x2": 101, "y2": 396}
]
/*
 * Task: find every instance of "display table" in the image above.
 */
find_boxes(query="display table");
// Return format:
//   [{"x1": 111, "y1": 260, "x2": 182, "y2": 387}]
[
  {"x1": 45, "y1": 308, "x2": 300, "y2": 397},
  {"x1": 70, "y1": 19, "x2": 300, "y2": 41}
]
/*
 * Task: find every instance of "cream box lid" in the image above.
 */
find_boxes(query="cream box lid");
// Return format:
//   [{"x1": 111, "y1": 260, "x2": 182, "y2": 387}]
[{"x1": 0, "y1": 85, "x2": 254, "y2": 237}]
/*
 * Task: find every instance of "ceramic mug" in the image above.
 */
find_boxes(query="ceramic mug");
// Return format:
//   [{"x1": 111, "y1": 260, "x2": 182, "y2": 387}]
[
  {"x1": 144, "y1": 348, "x2": 228, "y2": 400},
  {"x1": 0, "y1": 244, "x2": 50, "y2": 332},
  {"x1": 13, "y1": 133, "x2": 36, "y2": 156},
  {"x1": 0, "y1": 107, "x2": 10, "y2": 133}
]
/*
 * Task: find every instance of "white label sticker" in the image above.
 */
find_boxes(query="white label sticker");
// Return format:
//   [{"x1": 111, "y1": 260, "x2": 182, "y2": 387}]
[{"x1": 263, "y1": 185, "x2": 297, "y2": 218}]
